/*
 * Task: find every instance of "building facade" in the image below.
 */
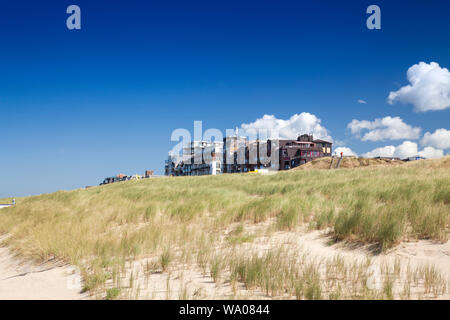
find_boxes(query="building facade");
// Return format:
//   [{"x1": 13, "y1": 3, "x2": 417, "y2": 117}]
[
  {"x1": 165, "y1": 134, "x2": 332, "y2": 176},
  {"x1": 278, "y1": 134, "x2": 333, "y2": 170},
  {"x1": 165, "y1": 141, "x2": 223, "y2": 176}
]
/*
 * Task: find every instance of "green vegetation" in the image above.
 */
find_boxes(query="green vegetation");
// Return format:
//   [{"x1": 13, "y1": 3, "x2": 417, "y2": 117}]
[
  {"x1": 160, "y1": 248, "x2": 172, "y2": 272},
  {"x1": 0, "y1": 157, "x2": 448, "y2": 299},
  {"x1": 106, "y1": 287, "x2": 120, "y2": 300}
]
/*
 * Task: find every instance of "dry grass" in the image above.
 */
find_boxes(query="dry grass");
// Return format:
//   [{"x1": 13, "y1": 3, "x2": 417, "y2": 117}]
[
  {"x1": 294, "y1": 156, "x2": 405, "y2": 170},
  {"x1": 0, "y1": 157, "x2": 449, "y2": 299}
]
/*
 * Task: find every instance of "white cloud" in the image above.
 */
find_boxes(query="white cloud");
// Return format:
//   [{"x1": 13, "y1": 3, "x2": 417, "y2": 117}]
[
  {"x1": 357, "y1": 99, "x2": 367, "y2": 104},
  {"x1": 388, "y1": 61, "x2": 450, "y2": 112},
  {"x1": 334, "y1": 147, "x2": 357, "y2": 156},
  {"x1": 362, "y1": 140, "x2": 444, "y2": 159},
  {"x1": 333, "y1": 139, "x2": 346, "y2": 147},
  {"x1": 393, "y1": 141, "x2": 418, "y2": 159},
  {"x1": 418, "y1": 147, "x2": 444, "y2": 159},
  {"x1": 240, "y1": 113, "x2": 332, "y2": 141},
  {"x1": 420, "y1": 128, "x2": 450, "y2": 150},
  {"x1": 347, "y1": 116, "x2": 421, "y2": 141},
  {"x1": 362, "y1": 145, "x2": 396, "y2": 158}
]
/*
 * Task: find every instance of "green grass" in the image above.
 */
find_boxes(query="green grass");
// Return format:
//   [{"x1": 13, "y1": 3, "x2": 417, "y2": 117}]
[
  {"x1": 105, "y1": 287, "x2": 121, "y2": 300},
  {"x1": 0, "y1": 158, "x2": 448, "y2": 298},
  {"x1": 160, "y1": 248, "x2": 172, "y2": 272}
]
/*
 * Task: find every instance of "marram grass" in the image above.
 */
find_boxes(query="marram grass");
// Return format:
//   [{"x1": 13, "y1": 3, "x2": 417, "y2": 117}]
[{"x1": 0, "y1": 157, "x2": 448, "y2": 298}]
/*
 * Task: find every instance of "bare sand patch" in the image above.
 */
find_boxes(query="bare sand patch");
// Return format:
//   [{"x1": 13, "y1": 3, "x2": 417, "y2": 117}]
[
  {"x1": 111, "y1": 223, "x2": 449, "y2": 300},
  {"x1": 1, "y1": 225, "x2": 448, "y2": 299},
  {"x1": 0, "y1": 244, "x2": 87, "y2": 300}
]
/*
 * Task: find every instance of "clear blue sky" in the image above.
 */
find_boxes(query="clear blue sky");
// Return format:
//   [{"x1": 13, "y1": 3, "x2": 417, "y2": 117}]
[{"x1": 1, "y1": 0, "x2": 449, "y2": 197}]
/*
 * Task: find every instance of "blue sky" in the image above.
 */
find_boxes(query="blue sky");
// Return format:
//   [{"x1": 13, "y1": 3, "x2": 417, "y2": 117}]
[{"x1": 1, "y1": 0, "x2": 450, "y2": 197}]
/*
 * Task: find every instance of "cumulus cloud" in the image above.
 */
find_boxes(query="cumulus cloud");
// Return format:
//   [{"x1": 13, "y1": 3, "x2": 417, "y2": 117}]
[
  {"x1": 240, "y1": 113, "x2": 332, "y2": 141},
  {"x1": 388, "y1": 62, "x2": 450, "y2": 112},
  {"x1": 362, "y1": 145, "x2": 396, "y2": 158},
  {"x1": 418, "y1": 147, "x2": 444, "y2": 159},
  {"x1": 347, "y1": 116, "x2": 421, "y2": 141},
  {"x1": 334, "y1": 147, "x2": 357, "y2": 156},
  {"x1": 357, "y1": 99, "x2": 367, "y2": 104},
  {"x1": 420, "y1": 128, "x2": 450, "y2": 150},
  {"x1": 362, "y1": 141, "x2": 444, "y2": 159},
  {"x1": 393, "y1": 141, "x2": 418, "y2": 159}
]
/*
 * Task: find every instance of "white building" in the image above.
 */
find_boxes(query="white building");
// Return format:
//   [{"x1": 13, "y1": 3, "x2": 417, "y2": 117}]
[{"x1": 166, "y1": 141, "x2": 223, "y2": 176}]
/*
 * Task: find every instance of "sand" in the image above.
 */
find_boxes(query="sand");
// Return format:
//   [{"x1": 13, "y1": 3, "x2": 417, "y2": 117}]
[
  {"x1": 0, "y1": 244, "x2": 87, "y2": 300},
  {"x1": 0, "y1": 211, "x2": 448, "y2": 299},
  {"x1": 108, "y1": 220, "x2": 449, "y2": 300},
  {"x1": 0, "y1": 227, "x2": 448, "y2": 299}
]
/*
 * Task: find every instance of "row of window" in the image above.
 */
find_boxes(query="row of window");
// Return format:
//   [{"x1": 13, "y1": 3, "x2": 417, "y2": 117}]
[{"x1": 283, "y1": 150, "x2": 321, "y2": 157}]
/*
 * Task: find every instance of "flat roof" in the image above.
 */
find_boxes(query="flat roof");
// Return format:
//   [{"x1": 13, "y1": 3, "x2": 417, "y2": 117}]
[{"x1": 312, "y1": 139, "x2": 332, "y2": 144}]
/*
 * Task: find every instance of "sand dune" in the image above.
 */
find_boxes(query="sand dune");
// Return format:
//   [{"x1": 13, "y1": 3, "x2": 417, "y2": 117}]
[{"x1": 0, "y1": 244, "x2": 86, "y2": 300}]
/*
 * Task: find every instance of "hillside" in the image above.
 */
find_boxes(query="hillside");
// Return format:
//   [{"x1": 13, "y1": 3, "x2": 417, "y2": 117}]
[
  {"x1": 404, "y1": 155, "x2": 450, "y2": 169},
  {"x1": 294, "y1": 155, "x2": 450, "y2": 171},
  {"x1": 0, "y1": 157, "x2": 449, "y2": 299},
  {"x1": 293, "y1": 156, "x2": 404, "y2": 170}
]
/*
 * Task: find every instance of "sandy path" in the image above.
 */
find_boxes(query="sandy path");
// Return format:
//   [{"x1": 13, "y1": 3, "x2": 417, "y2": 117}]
[{"x1": 0, "y1": 245, "x2": 87, "y2": 300}]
